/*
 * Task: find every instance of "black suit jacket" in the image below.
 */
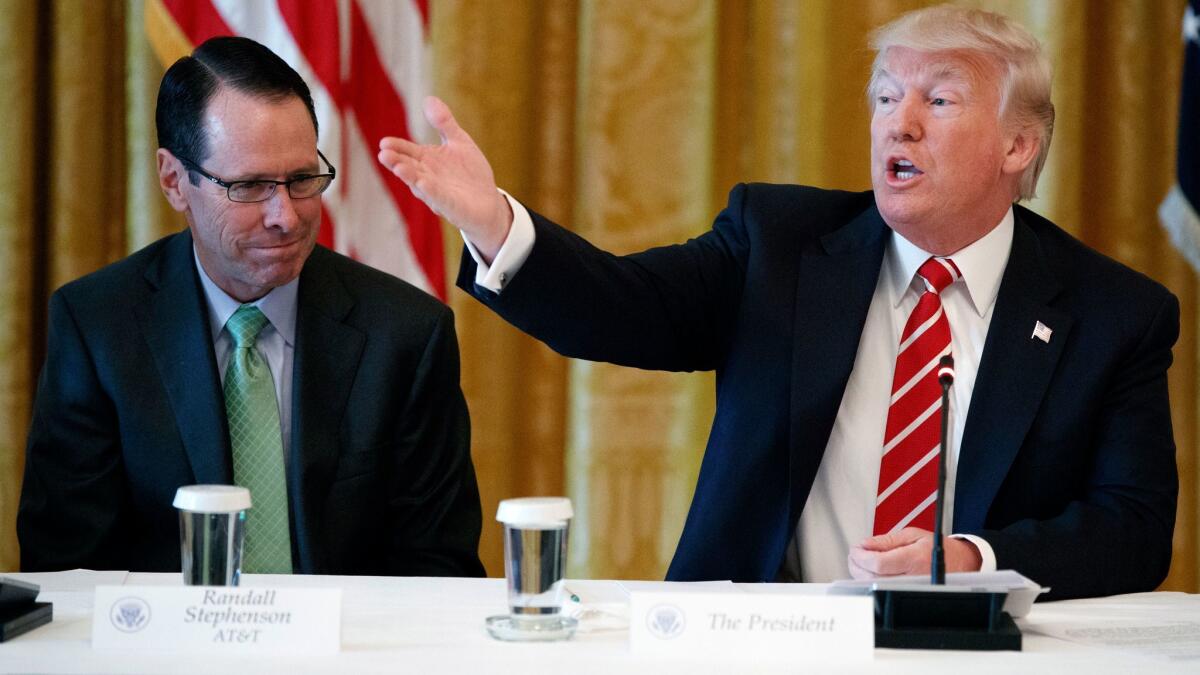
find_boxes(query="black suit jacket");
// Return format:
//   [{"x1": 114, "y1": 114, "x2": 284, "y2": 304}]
[
  {"x1": 20, "y1": 230, "x2": 485, "y2": 577},
  {"x1": 458, "y1": 184, "x2": 1178, "y2": 600}
]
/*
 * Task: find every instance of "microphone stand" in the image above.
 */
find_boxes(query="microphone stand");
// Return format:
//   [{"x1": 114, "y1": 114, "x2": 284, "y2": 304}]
[
  {"x1": 931, "y1": 356, "x2": 953, "y2": 586},
  {"x1": 871, "y1": 355, "x2": 1022, "y2": 651}
]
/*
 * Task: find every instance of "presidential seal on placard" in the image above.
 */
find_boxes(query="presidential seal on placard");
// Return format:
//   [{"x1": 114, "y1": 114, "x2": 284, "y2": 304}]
[
  {"x1": 646, "y1": 603, "x2": 685, "y2": 640},
  {"x1": 110, "y1": 596, "x2": 151, "y2": 633}
]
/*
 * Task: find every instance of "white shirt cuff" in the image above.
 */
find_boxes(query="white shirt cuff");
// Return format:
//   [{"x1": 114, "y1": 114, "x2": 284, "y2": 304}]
[
  {"x1": 462, "y1": 188, "x2": 536, "y2": 293},
  {"x1": 950, "y1": 533, "x2": 997, "y2": 572}
]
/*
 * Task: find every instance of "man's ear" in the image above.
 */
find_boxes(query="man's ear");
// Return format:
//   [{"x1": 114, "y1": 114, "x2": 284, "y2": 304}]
[
  {"x1": 1001, "y1": 127, "x2": 1040, "y2": 177},
  {"x1": 156, "y1": 149, "x2": 190, "y2": 213}
]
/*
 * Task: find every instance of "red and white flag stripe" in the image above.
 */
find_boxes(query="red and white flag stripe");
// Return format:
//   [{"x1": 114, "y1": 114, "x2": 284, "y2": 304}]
[{"x1": 147, "y1": 0, "x2": 445, "y2": 299}]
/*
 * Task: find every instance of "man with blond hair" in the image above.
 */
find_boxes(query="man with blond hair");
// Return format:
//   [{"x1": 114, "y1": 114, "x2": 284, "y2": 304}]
[{"x1": 378, "y1": 5, "x2": 1178, "y2": 599}]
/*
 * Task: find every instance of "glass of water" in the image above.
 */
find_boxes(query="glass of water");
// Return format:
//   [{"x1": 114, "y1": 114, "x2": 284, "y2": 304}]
[
  {"x1": 486, "y1": 497, "x2": 576, "y2": 641},
  {"x1": 173, "y1": 485, "x2": 251, "y2": 586}
]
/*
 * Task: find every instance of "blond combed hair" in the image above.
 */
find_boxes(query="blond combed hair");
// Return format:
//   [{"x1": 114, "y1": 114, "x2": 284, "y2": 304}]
[{"x1": 868, "y1": 5, "x2": 1055, "y2": 201}]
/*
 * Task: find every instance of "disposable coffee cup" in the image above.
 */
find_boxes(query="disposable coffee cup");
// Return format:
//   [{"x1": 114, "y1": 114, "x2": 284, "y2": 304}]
[
  {"x1": 173, "y1": 485, "x2": 250, "y2": 586},
  {"x1": 485, "y1": 497, "x2": 576, "y2": 641}
]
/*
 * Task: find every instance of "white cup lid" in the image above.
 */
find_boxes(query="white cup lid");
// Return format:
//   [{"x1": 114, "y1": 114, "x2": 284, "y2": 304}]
[
  {"x1": 173, "y1": 485, "x2": 252, "y2": 513},
  {"x1": 496, "y1": 497, "x2": 573, "y2": 527}
]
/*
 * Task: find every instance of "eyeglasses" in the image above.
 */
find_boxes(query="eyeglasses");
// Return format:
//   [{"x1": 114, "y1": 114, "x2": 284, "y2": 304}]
[{"x1": 176, "y1": 150, "x2": 337, "y2": 203}]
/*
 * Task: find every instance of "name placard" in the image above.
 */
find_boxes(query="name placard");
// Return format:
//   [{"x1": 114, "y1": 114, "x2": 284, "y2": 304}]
[
  {"x1": 630, "y1": 591, "x2": 873, "y2": 662},
  {"x1": 92, "y1": 585, "x2": 340, "y2": 653}
]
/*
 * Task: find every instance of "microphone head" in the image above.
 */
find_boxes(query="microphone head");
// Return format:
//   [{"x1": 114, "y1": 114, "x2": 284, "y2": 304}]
[{"x1": 937, "y1": 355, "x2": 955, "y2": 385}]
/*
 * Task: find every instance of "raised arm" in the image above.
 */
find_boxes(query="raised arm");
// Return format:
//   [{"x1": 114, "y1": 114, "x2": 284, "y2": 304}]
[{"x1": 378, "y1": 96, "x2": 512, "y2": 262}]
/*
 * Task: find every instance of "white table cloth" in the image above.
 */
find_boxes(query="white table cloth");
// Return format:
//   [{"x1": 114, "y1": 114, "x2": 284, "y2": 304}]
[{"x1": 1, "y1": 571, "x2": 1197, "y2": 674}]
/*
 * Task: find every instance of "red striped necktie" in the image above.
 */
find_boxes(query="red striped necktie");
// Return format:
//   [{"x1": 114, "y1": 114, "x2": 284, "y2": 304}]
[{"x1": 873, "y1": 256, "x2": 961, "y2": 535}]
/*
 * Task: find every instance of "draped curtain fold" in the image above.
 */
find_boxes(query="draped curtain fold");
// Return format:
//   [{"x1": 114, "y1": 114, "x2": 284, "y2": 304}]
[{"x1": 0, "y1": 0, "x2": 1194, "y2": 593}]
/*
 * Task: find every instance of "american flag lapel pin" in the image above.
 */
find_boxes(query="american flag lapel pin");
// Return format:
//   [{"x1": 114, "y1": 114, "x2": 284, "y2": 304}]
[{"x1": 1032, "y1": 321, "x2": 1052, "y2": 343}]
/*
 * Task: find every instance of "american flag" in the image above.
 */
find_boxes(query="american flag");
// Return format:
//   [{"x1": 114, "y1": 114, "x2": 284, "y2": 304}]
[
  {"x1": 145, "y1": 0, "x2": 446, "y2": 299},
  {"x1": 1032, "y1": 321, "x2": 1053, "y2": 344},
  {"x1": 1161, "y1": 0, "x2": 1200, "y2": 273}
]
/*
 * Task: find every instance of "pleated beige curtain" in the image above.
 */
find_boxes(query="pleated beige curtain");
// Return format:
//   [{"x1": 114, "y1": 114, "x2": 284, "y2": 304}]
[
  {"x1": 436, "y1": 0, "x2": 1198, "y2": 589},
  {"x1": 0, "y1": 0, "x2": 182, "y2": 574},
  {"x1": 0, "y1": 0, "x2": 1195, "y2": 595}
]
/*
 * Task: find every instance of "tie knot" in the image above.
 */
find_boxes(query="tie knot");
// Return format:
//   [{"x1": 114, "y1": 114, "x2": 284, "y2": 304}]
[
  {"x1": 917, "y1": 257, "x2": 961, "y2": 295},
  {"x1": 225, "y1": 305, "x2": 269, "y2": 348}
]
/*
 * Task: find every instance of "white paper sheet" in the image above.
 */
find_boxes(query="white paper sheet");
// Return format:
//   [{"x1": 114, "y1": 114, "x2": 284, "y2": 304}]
[
  {"x1": 1032, "y1": 620, "x2": 1200, "y2": 661},
  {"x1": 827, "y1": 569, "x2": 1047, "y2": 617},
  {"x1": 8, "y1": 570, "x2": 130, "y2": 594}
]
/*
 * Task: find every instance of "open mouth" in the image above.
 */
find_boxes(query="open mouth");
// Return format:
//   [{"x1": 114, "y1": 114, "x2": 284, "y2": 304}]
[{"x1": 890, "y1": 159, "x2": 923, "y2": 181}]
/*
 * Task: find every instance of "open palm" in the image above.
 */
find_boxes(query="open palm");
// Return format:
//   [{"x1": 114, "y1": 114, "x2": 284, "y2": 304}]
[{"x1": 378, "y1": 96, "x2": 511, "y2": 257}]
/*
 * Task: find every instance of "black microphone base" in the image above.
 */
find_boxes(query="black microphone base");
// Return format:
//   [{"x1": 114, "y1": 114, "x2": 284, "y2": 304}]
[
  {"x1": 873, "y1": 589, "x2": 1021, "y2": 651},
  {"x1": 0, "y1": 601, "x2": 52, "y2": 642}
]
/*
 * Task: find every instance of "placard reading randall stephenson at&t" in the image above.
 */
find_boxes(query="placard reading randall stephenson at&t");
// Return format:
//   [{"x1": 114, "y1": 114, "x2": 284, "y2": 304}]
[
  {"x1": 92, "y1": 585, "x2": 341, "y2": 654},
  {"x1": 629, "y1": 591, "x2": 873, "y2": 663}
]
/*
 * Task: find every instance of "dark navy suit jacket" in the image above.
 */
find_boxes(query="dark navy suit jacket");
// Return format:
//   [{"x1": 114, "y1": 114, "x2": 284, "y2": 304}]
[
  {"x1": 458, "y1": 184, "x2": 1178, "y2": 600},
  {"x1": 20, "y1": 230, "x2": 485, "y2": 577}
]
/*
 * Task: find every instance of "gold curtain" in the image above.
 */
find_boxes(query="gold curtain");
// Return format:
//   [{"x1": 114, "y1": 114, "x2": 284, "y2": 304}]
[
  {"x1": 0, "y1": 0, "x2": 181, "y2": 573},
  {"x1": 436, "y1": 0, "x2": 1198, "y2": 589},
  {"x1": 0, "y1": 0, "x2": 37, "y2": 575},
  {"x1": 0, "y1": 0, "x2": 1194, "y2": 594}
]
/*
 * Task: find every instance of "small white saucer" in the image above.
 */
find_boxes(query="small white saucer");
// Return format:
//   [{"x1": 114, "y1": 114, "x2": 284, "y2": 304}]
[{"x1": 485, "y1": 615, "x2": 578, "y2": 642}]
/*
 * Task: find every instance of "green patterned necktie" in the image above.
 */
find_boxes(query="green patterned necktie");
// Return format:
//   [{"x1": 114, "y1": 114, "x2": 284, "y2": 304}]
[{"x1": 224, "y1": 305, "x2": 292, "y2": 573}]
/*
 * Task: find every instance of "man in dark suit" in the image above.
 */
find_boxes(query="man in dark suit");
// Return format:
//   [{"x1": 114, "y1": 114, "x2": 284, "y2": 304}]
[
  {"x1": 377, "y1": 6, "x2": 1177, "y2": 598},
  {"x1": 19, "y1": 37, "x2": 485, "y2": 577}
]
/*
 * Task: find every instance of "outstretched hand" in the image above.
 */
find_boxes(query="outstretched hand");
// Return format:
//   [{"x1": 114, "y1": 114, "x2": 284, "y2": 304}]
[
  {"x1": 378, "y1": 96, "x2": 513, "y2": 260},
  {"x1": 847, "y1": 527, "x2": 982, "y2": 580}
]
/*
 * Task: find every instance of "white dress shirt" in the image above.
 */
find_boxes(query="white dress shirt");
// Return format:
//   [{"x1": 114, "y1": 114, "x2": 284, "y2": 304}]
[
  {"x1": 467, "y1": 192, "x2": 1014, "y2": 582},
  {"x1": 464, "y1": 190, "x2": 536, "y2": 292},
  {"x1": 786, "y1": 210, "x2": 1012, "y2": 581},
  {"x1": 193, "y1": 248, "x2": 299, "y2": 461}
]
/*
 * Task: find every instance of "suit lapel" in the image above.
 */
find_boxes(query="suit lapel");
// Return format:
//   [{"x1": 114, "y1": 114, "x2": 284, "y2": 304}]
[
  {"x1": 135, "y1": 231, "x2": 232, "y2": 484},
  {"x1": 954, "y1": 210, "x2": 1071, "y2": 531},
  {"x1": 289, "y1": 248, "x2": 365, "y2": 573},
  {"x1": 787, "y1": 207, "x2": 889, "y2": 525}
]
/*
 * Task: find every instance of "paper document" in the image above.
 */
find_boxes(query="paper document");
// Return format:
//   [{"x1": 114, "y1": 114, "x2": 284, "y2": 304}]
[
  {"x1": 9, "y1": 569, "x2": 130, "y2": 594},
  {"x1": 560, "y1": 580, "x2": 636, "y2": 634},
  {"x1": 617, "y1": 580, "x2": 737, "y2": 594},
  {"x1": 828, "y1": 569, "x2": 1048, "y2": 617},
  {"x1": 1034, "y1": 621, "x2": 1200, "y2": 661}
]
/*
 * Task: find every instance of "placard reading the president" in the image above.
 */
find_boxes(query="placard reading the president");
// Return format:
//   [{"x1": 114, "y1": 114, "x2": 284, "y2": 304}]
[
  {"x1": 630, "y1": 591, "x2": 872, "y2": 662},
  {"x1": 92, "y1": 585, "x2": 341, "y2": 653}
]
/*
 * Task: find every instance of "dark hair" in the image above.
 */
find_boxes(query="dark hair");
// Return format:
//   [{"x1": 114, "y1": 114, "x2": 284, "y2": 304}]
[{"x1": 156, "y1": 36, "x2": 318, "y2": 168}]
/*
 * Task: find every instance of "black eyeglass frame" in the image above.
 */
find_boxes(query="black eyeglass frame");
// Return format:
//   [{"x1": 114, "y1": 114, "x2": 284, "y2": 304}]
[{"x1": 176, "y1": 150, "x2": 337, "y2": 203}]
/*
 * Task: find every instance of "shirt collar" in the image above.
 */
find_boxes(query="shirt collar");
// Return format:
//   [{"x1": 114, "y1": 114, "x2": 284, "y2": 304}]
[
  {"x1": 193, "y1": 246, "x2": 299, "y2": 346},
  {"x1": 886, "y1": 207, "x2": 1014, "y2": 318}
]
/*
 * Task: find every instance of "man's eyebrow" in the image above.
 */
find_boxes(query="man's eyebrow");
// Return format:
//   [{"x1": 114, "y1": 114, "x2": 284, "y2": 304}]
[
  {"x1": 870, "y1": 69, "x2": 901, "y2": 94},
  {"x1": 875, "y1": 62, "x2": 973, "y2": 90},
  {"x1": 230, "y1": 165, "x2": 321, "y2": 181}
]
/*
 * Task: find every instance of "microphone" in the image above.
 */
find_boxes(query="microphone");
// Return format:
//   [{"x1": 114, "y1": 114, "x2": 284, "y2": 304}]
[
  {"x1": 937, "y1": 355, "x2": 955, "y2": 387},
  {"x1": 931, "y1": 354, "x2": 954, "y2": 585},
  {"x1": 872, "y1": 356, "x2": 1023, "y2": 650}
]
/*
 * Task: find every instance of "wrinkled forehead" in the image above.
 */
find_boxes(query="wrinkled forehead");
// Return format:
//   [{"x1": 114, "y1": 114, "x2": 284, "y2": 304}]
[{"x1": 872, "y1": 47, "x2": 1002, "y2": 93}]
